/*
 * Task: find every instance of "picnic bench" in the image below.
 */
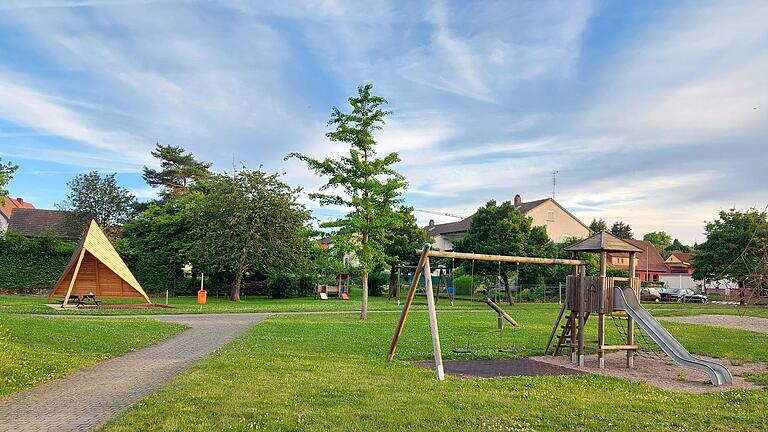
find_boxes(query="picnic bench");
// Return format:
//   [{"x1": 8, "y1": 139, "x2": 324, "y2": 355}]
[{"x1": 59, "y1": 294, "x2": 102, "y2": 308}]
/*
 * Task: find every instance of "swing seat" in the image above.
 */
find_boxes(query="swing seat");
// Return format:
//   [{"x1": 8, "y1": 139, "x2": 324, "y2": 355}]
[{"x1": 452, "y1": 348, "x2": 473, "y2": 354}]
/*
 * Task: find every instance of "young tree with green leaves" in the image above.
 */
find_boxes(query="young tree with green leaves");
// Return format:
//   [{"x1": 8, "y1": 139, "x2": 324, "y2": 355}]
[
  {"x1": 643, "y1": 231, "x2": 673, "y2": 255},
  {"x1": 693, "y1": 209, "x2": 768, "y2": 289},
  {"x1": 454, "y1": 200, "x2": 554, "y2": 304},
  {"x1": 589, "y1": 218, "x2": 607, "y2": 233},
  {"x1": 610, "y1": 221, "x2": 633, "y2": 239},
  {"x1": 287, "y1": 84, "x2": 406, "y2": 319},
  {"x1": 188, "y1": 169, "x2": 310, "y2": 301},
  {"x1": 142, "y1": 143, "x2": 211, "y2": 199},
  {"x1": 0, "y1": 157, "x2": 19, "y2": 199},
  {"x1": 58, "y1": 171, "x2": 137, "y2": 230}
]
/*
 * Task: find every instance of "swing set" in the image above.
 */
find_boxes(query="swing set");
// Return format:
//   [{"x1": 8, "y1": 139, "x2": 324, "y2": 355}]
[{"x1": 386, "y1": 244, "x2": 584, "y2": 380}]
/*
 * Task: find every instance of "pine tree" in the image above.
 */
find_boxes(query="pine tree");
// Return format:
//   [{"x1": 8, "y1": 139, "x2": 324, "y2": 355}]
[{"x1": 142, "y1": 143, "x2": 211, "y2": 199}]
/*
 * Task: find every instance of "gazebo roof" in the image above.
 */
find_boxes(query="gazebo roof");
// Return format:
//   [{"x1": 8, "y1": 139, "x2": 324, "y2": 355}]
[{"x1": 565, "y1": 231, "x2": 644, "y2": 253}]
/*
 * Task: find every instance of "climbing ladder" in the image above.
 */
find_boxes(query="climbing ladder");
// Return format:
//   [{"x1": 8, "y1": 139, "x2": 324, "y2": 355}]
[{"x1": 544, "y1": 303, "x2": 590, "y2": 356}]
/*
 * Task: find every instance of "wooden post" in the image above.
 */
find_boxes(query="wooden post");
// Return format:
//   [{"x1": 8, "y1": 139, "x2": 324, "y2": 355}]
[
  {"x1": 598, "y1": 251, "x2": 607, "y2": 369},
  {"x1": 423, "y1": 257, "x2": 445, "y2": 380},
  {"x1": 386, "y1": 245, "x2": 429, "y2": 362},
  {"x1": 578, "y1": 264, "x2": 586, "y2": 367},
  {"x1": 62, "y1": 249, "x2": 86, "y2": 307},
  {"x1": 570, "y1": 253, "x2": 578, "y2": 363},
  {"x1": 627, "y1": 251, "x2": 637, "y2": 368}
]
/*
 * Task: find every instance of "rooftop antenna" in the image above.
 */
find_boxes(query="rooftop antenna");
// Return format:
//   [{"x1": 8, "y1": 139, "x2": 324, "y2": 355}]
[{"x1": 552, "y1": 170, "x2": 559, "y2": 200}]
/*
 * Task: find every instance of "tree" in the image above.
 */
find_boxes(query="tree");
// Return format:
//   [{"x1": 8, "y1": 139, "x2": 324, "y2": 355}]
[
  {"x1": 664, "y1": 239, "x2": 691, "y2": 254},
  {"x1": 0, "y1": 157, "x2": 19, "y2": 199},
  {"x1": 693, "y1": 209, "x2": 768, "y2": 289},
  {"x1": 589, "y1": 218, "x2": 607, "y2": 233},
  {"x1": 610, "y1": 221, "x2": 633, "y2": 239},
  {"x1": 454, "y1": 200, "x2": 554, "y2": 304},
  {"x1": 142, "y1": 143, "x2": 211, "y2": 199},
  {"x1": 187, "y1": 169, "x2": 310, "y2": 301},
  {"x1": 117, "y1": 193, "x2": 203, "y2": 294},
  {"x1": 384, "y1": 206, "x2": 426, "y2": 299},
  {"x1": 643, "y1": 231, "x2": 673, "y2": 255},
  {"x1": 287, "y1": 84, "x2": 406, "y2": 320},
  {"x1": 58, "y1": 171, "x2": 137, "y2": 230}
]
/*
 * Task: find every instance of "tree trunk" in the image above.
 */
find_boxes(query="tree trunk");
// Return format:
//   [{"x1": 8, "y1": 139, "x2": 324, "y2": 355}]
[
  {"x1": 231, "y1": 269, "x2": 243, "y2": 302},
  {"x1": 501, "y1": 272, "x2": 514, "y2": 305},
  {"x1": 361, "y1": 271, "x2": 369, "y2": 320},
  {"x1": 388, "y1": 267, "x2": 398, "y2": 300}
]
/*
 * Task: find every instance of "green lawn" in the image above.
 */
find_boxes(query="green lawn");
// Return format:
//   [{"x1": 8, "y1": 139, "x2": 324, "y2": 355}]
[
  {"x1": 0, "y1": 291, "x2": 496, "y2": 315},
  {"x1": 0, "y1": 314, "x2": 186, "y2": 398},
  {"x1": 102, "y1": 304, "x2": 768, "y2": 431}
]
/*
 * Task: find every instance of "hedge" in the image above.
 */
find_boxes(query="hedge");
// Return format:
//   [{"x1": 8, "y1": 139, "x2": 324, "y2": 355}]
[{"x1": 0, "y1": 230, "x2": 75, "y2": 293}]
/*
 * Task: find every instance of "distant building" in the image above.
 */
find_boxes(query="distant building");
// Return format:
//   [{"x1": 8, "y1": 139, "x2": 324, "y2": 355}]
[
  {"x1": 607, "y1": 239, "x2": 669, "y2": 282},
  {"x1": 425, "y1": 194, "x2": 591, "y2": 250},
  {"x1": 0, "y1": 196, "x2": 35, "y2": 234},
  {"x1": 7, "y1": 208, "x2": 84, "y2": 241},
  {"x1": 664, "y1": 252, "x2": 693, "y2": 274}
]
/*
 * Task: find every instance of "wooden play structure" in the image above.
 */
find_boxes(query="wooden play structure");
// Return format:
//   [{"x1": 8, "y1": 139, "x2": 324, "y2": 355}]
[
  {"x1": 315, "y1": 273, "x2": 350, "y2": 299},
  {"x1": 544, "y1": 231, "x2": 643, "y2": 368},
  {"x1": 386, "y1": 245, "x2": 584, "y2": 380},
  {"x1": 48, "y1": 220, "x2": 151, "y2": 307},
  {"x1": 544, "y1": 231, "x2": 732, "y2": 386}
]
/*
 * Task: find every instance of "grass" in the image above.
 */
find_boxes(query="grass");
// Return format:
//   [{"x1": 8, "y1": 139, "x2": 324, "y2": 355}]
[
  {"x1": 102, "y1": 304, "x2": 768, "y2": 431},
  {"x1": 0, "y1": 313, "x2": 186, "y2": 398},
  {"x1": 0, "y1": 291, "x2": 500, "y2": 315}
]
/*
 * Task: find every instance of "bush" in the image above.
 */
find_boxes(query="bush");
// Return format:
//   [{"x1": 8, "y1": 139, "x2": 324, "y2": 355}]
[
  {"x1": 453, "y1": 275, "x2": 474, "y2": 296},
  {"x1": 297, "y1": 275, "x2": 317, "y2": 297},
  {"x1": 0, "y1": 230, "x2": 75, "y2": 293},
  {"x1": 368, "y1": 271, "x2": 388, "y2": 297},
  {"x1": 266, "y1": 274, "x2": 299, "y2": 299}
]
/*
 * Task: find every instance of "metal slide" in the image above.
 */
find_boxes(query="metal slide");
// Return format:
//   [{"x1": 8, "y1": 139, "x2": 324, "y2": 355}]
[{"x1": 614, "y1": 286, "x2": 733, "y2": 386}]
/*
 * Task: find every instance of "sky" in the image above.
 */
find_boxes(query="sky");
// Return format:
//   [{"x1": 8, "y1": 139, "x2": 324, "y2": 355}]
[{"x1": 0, "y1": 0, "x2": 766, "y2": 245}]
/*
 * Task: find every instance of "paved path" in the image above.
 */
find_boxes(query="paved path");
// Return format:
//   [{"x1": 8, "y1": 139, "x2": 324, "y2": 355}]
[
  {"x1": 0, "y1": 314, "x2": 267, "y2": 432},
  {"x1": 662, "y1": 314, "x2": 768, "y2": 334}
]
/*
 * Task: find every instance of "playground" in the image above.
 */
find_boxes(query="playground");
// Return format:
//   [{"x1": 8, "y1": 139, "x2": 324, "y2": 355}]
[{"x1": 3, "y1": 228, "x2": 768, "y2": 430}]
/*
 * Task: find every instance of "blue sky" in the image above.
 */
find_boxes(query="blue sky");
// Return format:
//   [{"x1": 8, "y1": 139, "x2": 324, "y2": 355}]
[{"x1": 0, "y1": 0, "x2": 766, "y2": 244}]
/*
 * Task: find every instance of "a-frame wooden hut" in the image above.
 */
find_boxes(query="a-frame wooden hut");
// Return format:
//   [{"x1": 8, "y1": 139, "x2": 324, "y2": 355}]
[{"x1": 48, "y1": 220, "x2": 151, "y2": 306}]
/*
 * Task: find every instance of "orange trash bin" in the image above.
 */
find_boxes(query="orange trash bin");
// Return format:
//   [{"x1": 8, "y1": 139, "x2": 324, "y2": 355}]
[{"x1": 197, "y1": 290, "x2": 207, "y2": 305}]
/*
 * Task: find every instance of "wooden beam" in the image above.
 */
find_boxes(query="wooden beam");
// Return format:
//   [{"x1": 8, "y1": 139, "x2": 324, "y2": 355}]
[
  {"x1": 600, "y1": 345, "x2": 639, "y2": 351},
  {"x1": 386, "y1": 245, "x2": 430, "y2": 362},
  {"x1": 423, "y1": 257, "x2": 445, "y2": 381},
  {"x1": 578, "y1": 264, "x2": 586, "y2": 366},
  {"x1": 426, "y1": 250, "x2": 583, "y2": 266},
  {"x1": 62, "y1": 248, "x2": 86, "y2": 307},
  {"x1": 482, "y1": 297, "x2": 518, "y2": 327}
]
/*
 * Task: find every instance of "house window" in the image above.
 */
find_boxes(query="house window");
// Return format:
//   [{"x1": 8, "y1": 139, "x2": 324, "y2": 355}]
[{"x1": 546, "y1": 210, "x2": 555, "y2": 222}]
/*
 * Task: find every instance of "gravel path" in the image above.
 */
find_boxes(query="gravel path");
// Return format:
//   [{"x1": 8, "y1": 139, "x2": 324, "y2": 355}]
[
  {"x1": 661, "y1": 314, "x2": 768, "y2": 334},
  {"x1": 0, "y1": 313, "x2": 267, "y2": 432}
]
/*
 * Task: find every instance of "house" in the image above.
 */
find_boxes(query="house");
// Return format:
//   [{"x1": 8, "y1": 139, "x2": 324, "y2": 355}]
[
  {"x1": 317, "y1": 236, "x2": 332, "y2": 250},
  {"x1": 607, "y1": 239, "x2": 670, "y2": 282},
  {"x1": 425, "y1": 194, "x2": 591, "y2": 250},
  {"x1": 664, "y1": 252, "x2": 693, "y2": 274},
  {"x1": 7, "y1": 208, "x2": 84, "y2": 241},
  {"x1": 0, "y1": 196, "x2": 35, "y2": 234}
]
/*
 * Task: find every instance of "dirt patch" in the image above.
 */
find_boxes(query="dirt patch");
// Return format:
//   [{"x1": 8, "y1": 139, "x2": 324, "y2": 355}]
[
  {"x1": 532, "y1": 352, "x2": 765, "y2": 393},
  {"x1": 661, "y1": 314, "x2": 768, "y2": 334},
  {"x1": 414, "y1": 358, "x2": 585, "y2": 379},
  {"x1": 46, "y1": 303, "x2": 176, "y2": 310}
]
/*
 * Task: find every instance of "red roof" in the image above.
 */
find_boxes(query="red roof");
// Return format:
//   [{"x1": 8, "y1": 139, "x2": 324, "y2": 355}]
[
  {"x1": 667, "y1": 252, "x2": 692, "y2": 263},
  {"x1": 607, "y1": 239, "x2": 669, "y2": 273},
  {"x1": 0, "y1": 196, "x2": 35, "y2": 220}
]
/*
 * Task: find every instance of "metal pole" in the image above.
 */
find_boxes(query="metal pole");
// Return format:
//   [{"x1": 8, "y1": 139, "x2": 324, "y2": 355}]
[
  {"x1": 165, "y1": 289, "x2": 169, "y2": 306},
  {"x1": 559, "y1": 282, "x2": 562, "y2": 305}
]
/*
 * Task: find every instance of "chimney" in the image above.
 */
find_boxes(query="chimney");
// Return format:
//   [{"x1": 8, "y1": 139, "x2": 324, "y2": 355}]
[
  {"x1": 16, "y1": 198, "x2": 23, "y2": 203},
  {"x1": 428, "y1": 219, "x2": 435, "y2": 227},
  {"x1": 514, "y1": 194, "x2": 522, "y2": 206}
]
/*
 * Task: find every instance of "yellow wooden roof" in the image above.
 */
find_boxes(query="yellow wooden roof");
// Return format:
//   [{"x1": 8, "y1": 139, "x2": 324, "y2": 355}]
[{"x1": 60, "y1": 220, "x2": 150, "y2": 303}]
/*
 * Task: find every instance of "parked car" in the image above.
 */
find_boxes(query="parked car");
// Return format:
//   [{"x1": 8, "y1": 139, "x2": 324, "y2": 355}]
[
  {"x1": 660, "y1": 288, "x2": 708, "y2": 303},
  {"x1": 640, "y1": 287, "x2": 661, "y2": 302}
]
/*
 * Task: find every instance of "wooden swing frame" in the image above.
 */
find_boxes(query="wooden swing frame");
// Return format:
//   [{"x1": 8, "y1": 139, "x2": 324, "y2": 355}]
[{"x1": 386, "y1": 244, "x2": 584, "y2": 380}]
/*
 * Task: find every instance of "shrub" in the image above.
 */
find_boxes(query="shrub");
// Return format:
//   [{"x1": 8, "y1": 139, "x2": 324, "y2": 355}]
[
  {"x1": 0, "y1": 230, "x2": 75, "y2": 293},
  {"x1": 368, "y1": 271, "x2": 389, "y2": 296},
  {"x1": 453, "y1": 275, "x2": 474, "y2": 296},
  {"x1": 266, "y1": 274, "x2": 299, "y2": 299}
]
